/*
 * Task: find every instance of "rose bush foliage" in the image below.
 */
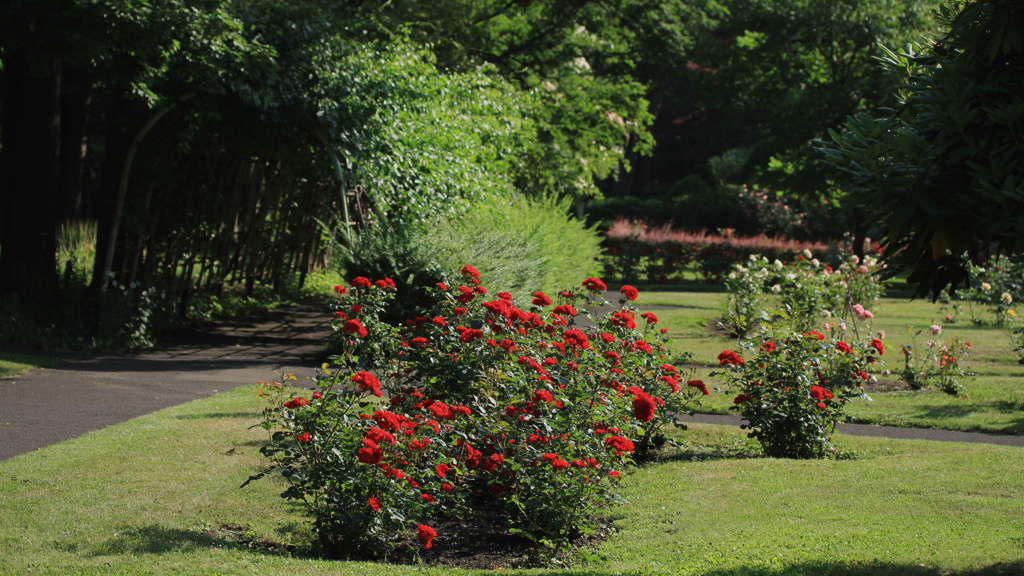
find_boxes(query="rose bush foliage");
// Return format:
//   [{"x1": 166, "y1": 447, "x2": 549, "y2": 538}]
[
  {"x1": 714, "y1": 315, "x2": 881, "y2": 459},
  {"x1": 250, "y1": 269, "x2": 702, "y2": 558}
]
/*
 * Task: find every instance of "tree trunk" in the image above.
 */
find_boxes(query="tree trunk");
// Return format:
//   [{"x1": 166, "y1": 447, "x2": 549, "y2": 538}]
[
  {"x1": 0, "y1": 50, "x2": 62, "y2": 300},
  {"x1": 58, "y1": 65, "x2": 93, "y2": 223},
  {"x1": 90, "y1": 94, "x2": 134, "y2": 292}
]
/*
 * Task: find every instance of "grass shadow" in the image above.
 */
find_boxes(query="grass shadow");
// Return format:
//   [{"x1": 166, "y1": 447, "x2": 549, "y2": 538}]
[
  {"x1": 78, "y1": 523, "x2": 297, "y2": 557},
  {"x1": 172, "y1": 411, "x2": 261, "y2": 421},
  {"x1": 655, "y1": 442, "x2": 764, "y2": 464},
  {"x1": 690, "y1": 559, "x2": 1024, "y2": 576},
  {"x1": 914, "y1": 405, "x2": 980, "y2": 419}
]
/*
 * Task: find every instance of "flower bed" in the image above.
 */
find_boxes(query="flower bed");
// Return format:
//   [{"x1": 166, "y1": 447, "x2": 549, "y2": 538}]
[{"x1": 249, "y1": 269, "x2": 704, "y2": 560}]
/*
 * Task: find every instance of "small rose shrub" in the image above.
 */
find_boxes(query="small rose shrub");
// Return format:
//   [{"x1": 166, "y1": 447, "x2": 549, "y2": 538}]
[
  {"x1": 714, "y1": 318, "x2": 881, "y2": 459},
  {"x1": 250, "y1": 270, "x2": 703, "y2": 558},
  {"x1": 898, "y1": 324, "x2": 971, "y2": 395}
]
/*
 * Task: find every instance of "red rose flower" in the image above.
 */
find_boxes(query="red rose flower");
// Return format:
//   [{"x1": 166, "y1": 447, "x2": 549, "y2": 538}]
[
  {"x1": 660, "y1": 375, "x2": 680, "y2": 393},
  {"x1": 295, "y1": 432, "x2": 311, "y2": 443},
  {"x1": 553, "y1": 304, "x2": 578, "y2": 316},
  {"x1": 351, "y1": 277, "x2": 372, "y2": 288},
  {"x1": 369, "y1": 496, "x2": 381, "y2": 512},
  {"x1": 563, "y1": 329, "x2": 591, "y2": 350},
  {"x1": 421, "y1": 494, "x2": 436, "y2": 503},
  {"x1": 342, "y1": 318, "x2": 369, "y2": 338},
  {"x1": 333, "y1": 285, "x2": 347, "y2": 295},
  {"x1": 760, "y1": 341, "x2": 776, "y2": 353},
  {"x1": 604, "y1": 435, "x2": 635, "y2": 454},
  {"x1": 871, "y1": 338, "x2": 885, "y2": 356},
  {"x1": 551, "y1": 458, "x2": 569, "y2": 470},
  {"x1": 733, "y1": 393, "x2": 754, "y2": 404},
  {"x1": 810, "y1": 385, "x2": 834, "y2": 400},
  {"x1": 352, "y1": 371, "x2": 382, "y2": 397},
  {"x1": 633, "y1": 394, "x2": 657, "y2": 422},
  {"x1": 532, "y1": 292, "x2": 553, "y2": 306},
  {"x1": 482, "y1": 453, "x2": 505, "y2": 472},
  {"x1": 283, "y1": 397, "x2": 309, "y2": 409},
  {"x1": 356, "y1": 439, "x2": 383, "y2": 464},
  {"x1": 641, "y1": 312, "x2": 659, "y2": 324},
  {"x1": 687, "y1": 380, "x2": 710, "y2": 395},
  {"x1": 619, "y1": 285, "x2": 640, "y2": 301},
  {"x1": 441, "y1": 483, "x2": 454, "y2": 493},
  {"x1": 837, "y1": 341, "x2": 852, "y2": 353},
  {"x1": 460, "y1": 265, "x2": 481, "y2": 278},
  {"x1": 435, "y1": 463, "x2": 450, "y2": 478},
  {"x1": 533, "y1": 389, "x2": 554, "y2": 403},
  {"x1": 582, "y1": 277, "x2": 608, "y2": 291},
  {"x1": 417, "y1": 524, "x2": 438, "y2": 549},
  {"x1": 436, "y1": 282, "x2": 448, "y2": 291},
  {"x1": 718, "y1": 350, "x2": 744, "y2": 366},
  {"x1": 366, "y1": 427, "x2": 396, "y2": 445},
  {"x1": 610, "y1": 310, "x2": 637, "y2": 329},
  {"x1": 802, "y1": 331, "x2": 825, "y2": 340}
]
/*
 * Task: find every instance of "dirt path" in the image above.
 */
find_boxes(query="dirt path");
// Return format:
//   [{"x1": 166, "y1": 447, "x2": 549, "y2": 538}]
[
  {"x1": 0, "y1": 302, "x2": 334, "y2": 461},
  {"x1": 1, "y1": 299, "x2": 1021, "y2": 462}
]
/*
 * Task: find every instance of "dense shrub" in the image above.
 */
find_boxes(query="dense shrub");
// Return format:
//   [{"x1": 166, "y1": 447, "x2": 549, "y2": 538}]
[
  {"x1": 251, "y1": 270, "x2": 704, "y2": 559},
  {"x1": 722, "y1": 253, "x2": 887, "y2": 335},
  {"x1": 337, "y1": 194, "x2": 603, "y2": 320}
]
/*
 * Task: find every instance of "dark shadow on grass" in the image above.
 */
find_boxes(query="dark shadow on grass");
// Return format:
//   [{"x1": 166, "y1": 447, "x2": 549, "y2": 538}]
[
  {"x1": 915, "y1": 405, "x2": 979, "y2": 419},
  {"x1": 655, "y1": 443, "x2": 763, "y2": 463},
  {"x1": 685, "y1": 560, "x2": 1024, "y2": 576},
  {"x1": 172, "y1": 411, "x2": 261, "y2": 421},
  {"x1": 82, "y1": 523, "x2": 297, "y2": 557}
]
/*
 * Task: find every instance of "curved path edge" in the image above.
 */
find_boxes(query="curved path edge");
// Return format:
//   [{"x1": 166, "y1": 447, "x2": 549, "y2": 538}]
[{"x1": 683, "y1": 413, "x2": 1024, "y2": 447}]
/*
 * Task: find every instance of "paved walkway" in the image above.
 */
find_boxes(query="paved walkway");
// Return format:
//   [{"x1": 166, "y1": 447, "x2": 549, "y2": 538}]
[
  {"x1": 1, "y1": 301, "x2": 1021, "y2": 462},
  {"x1": 0, "y1": 303, "x2": 333, "y2": 461}
]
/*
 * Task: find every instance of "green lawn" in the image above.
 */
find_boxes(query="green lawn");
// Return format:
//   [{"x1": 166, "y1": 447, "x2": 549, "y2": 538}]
[
  {"x1": 0, "y1": 352, "x2": 61, "y2": 378},
  {"x1": 628, "y1": 285, "x2": 1024, "y2": 435},
  {"x1": 1, "y1": 387, "x2": 1021, "y2": 575}
]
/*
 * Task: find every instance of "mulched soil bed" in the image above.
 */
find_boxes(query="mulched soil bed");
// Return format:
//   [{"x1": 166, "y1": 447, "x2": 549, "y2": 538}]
[{"x1": 228, "y1": 491, "x2": 615, "y2": 569}]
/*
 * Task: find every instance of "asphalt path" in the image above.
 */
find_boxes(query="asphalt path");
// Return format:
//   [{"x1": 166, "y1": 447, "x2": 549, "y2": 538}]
[
  {"x1": 0, "y1": 303, "x2": 332, "y2": 461},
  {"x1": 1, "y1": 299, "x2": 1021, "y2": 462}
]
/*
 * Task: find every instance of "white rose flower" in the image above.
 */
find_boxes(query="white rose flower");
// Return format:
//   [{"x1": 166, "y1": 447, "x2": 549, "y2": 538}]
[
  {"x1": 981, "y1": 282, "x2": 992, "y2": 291},
  {"x1": 1002, "y1": 292, "x2": 1013, "y2": 305},
  {"x1": 771, "y1": 284, "x2": 782, "y2": 293},
  {"x1": 774, "y1": 259, "x2": 784, "y2": 269},
  {"x1": 811, "y1": 258, "x2": 820, "y2": 268},
  {"x1": 802, "y1": 249, "x2": 813, "y2": 259}
]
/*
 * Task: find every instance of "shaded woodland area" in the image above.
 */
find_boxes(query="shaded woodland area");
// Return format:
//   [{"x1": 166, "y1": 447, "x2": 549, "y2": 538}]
[{"x1": 3, "y1": 0, "x2": 1020, "y2": 345}]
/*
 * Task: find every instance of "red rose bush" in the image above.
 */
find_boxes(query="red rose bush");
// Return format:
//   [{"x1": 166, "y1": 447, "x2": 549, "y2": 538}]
[
  {"x1": 250, "y1": 269, "x2": 703, "y2": 559},
  {"x1": 713, "y1": 315, "x2": 882, "y2": 459}
]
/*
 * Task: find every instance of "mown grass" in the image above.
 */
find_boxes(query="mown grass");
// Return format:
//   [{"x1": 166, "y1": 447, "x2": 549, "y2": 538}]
[
  {"x1": 1, "y1": 387, "x2": 1021, "y2": 575},
  {"x1": 625, "y1": 284, "x2": 1024, "y2": 435},
  {"x1": 0, "y1": 352, "x2": 61, "y2": 378}
]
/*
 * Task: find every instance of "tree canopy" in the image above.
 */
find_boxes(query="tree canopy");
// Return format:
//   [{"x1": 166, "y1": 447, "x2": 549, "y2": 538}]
[{"x1": 821, "y1": 0, "x2": 1024, "y2": 298}]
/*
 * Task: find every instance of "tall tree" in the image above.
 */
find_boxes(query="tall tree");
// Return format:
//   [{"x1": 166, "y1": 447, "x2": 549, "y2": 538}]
[{"x1": 821, "y1": 0, "x2": 1024, "y2": 298}]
